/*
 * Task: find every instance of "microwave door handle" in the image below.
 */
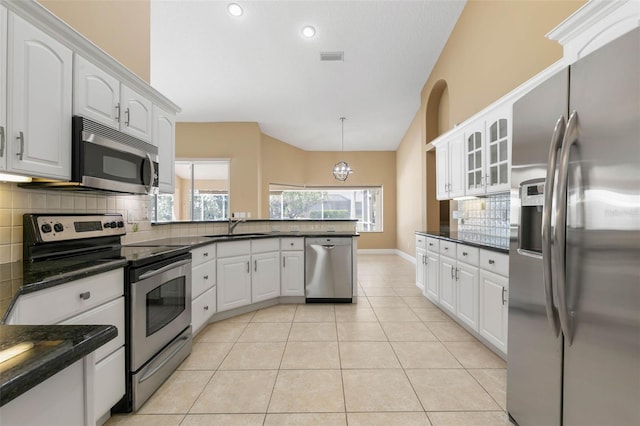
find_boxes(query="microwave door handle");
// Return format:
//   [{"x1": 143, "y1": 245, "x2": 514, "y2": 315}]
[
  {"x1": 542, "y1": 115, "x2": 565, "y2": 337},
  {"x1": 554, "y1": 110, "x2": 579, "y2": 345},
  {"x1": 144, "y1": 153, "x2": 155, "y2": 194}
]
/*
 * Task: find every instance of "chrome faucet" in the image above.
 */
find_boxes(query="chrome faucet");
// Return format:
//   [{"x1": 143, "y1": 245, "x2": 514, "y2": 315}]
[{"x1": 228, "y1": 217, "x2": 246, "y2": 234}]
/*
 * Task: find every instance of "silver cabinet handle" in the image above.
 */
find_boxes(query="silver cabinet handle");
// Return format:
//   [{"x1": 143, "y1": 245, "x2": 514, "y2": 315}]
[
  {"x1": 125, "y1": 108, "x2": 130, "y2": 126},
  {"x1": 455, "y1": 267, "x2": 459, "y2": 281},
  {"x1": 542, "y1": 115, "x2": 565, "y2": 337},
  {"x1": 502, "y1": 287, "x2": 507, "y2": 305},
  {"x1": 450, "y1": 266, "x2": 454, "y2": 279},
  {"x1": 115, "y1": 103, "x2": 120, "y2": 123},
  {"x1": 0, "y1": 126, "x2": 5, "y2": 158},
  {"x1": 79, "y1": 291, "x2": 91, "y2": 300},
  {"x1": 139, "y1": 259, "x2": 191, "y2": 280},
  {"x1": 554, "y1": 110, "x2": 579, "y2": 346},
  {"x1": 283, "y1": 256, "x2": 286, "y2": 268},
  {"x1": 246, "y1": 261, "x2": 250, "y2": 273},
  {"x1": 16, "y1": 131, "x2": 24, "y2": 160},
  {"x1": 322, "y1": 244, "x2": 336, "y2": 249},
  {"x1": 254, "y1": 260, "x2": 257, "y2": 272}
]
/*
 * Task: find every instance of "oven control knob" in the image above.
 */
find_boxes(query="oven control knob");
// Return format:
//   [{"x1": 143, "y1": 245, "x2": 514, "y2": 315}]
[
  {"x1": 53, "y1": 223, "x2": 64, "y2": 233},
  {"x1": 110, "y1": 221, "x2": 117, "y2": 229},
  {"x1": 41, "y1": 223, "x2": 52, "y2": 233},
  {"x1": 104, "y1": 222, "x2": 111, "y2": 228},
  {"x1": 117, "y1": 221, "x2": 125, "y2": 228}
]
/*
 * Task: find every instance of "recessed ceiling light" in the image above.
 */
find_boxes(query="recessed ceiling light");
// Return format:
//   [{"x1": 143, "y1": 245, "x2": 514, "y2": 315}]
[
  {"x1": 228, "y1": 3, "x2": 243, "y2": 17},
  {"x1": 301, "y1": 26, "x2": 316, "y2": 38}
]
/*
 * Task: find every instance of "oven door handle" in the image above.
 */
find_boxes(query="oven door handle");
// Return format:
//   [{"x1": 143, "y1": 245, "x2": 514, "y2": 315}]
[
  {"x1": 138, "y1": 334, "x2": 190, "y2": 383},
  {"x1": 138, "y1": 259, "x2": 191, "y2": 280}
]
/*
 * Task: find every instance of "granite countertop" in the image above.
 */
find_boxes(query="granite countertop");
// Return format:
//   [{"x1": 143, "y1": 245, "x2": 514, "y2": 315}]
[
  {"x1": 0, "y1": 324, "x2": 117, "y2": 407},
  {"x1": 416, "y1": 230, "x2": 509, "y2": 254},
  {"x1": 0, "y1": 259, "x2": 127, "y2": 322},
  {"x1": 151, "y1": 218, "x2": 359, "y2": 226}
]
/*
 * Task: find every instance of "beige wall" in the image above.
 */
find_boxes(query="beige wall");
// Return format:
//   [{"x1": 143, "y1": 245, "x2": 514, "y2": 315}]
[
  {"x1": 38, "y1": 0, "x2": 151, "y2": 82},
  {"x1": 396, "y1": 0, "x2": 585, "y2": 257}
]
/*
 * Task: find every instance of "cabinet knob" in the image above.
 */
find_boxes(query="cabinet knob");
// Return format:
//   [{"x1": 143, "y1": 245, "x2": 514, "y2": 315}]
[
  {"x1": 203, "y1": 252, "x2": 209, "y2": 257},
  {"x1": 488, "y1": 259, "x2": 495, "y2": 265},
  {"x1": 290, "y1": 243, "x2": 294, "y2": 246},
  {"x1": 444, "y1": 247, "x2": 449, "y2": 251},
  {"x1": 204, "y1": 305, "x2": 209, "y2": 311},
  {"x1": 79, "y1": 291, "x2": 91, "y2": 300},
  {"x1": 203, "y1": 275, "x2": 209, "y2": 280},
  {"x1": 462, "y1": 252, "x2": 468, "y2": 256}
]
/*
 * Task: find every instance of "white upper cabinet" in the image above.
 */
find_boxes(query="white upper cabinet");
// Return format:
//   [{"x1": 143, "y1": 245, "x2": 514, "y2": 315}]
[
  {"x1": 153, "y1": 105, "x2": 176, "y2": 193},
  {"x1": 0, "y1": 6, "x2": 6, "y2": 171},
  {"x1": 74, "y1": 55, "x2": 120, "y2": 128},
  {"x1": 6, "y1": 12, "x2": 72, "y2": 180},
  {"x1": 435, "y1": 128, "x2": 465, "y2": 200},
  {"x1": 435, "y1": 142, "x2": 449, "y2": 200},
  {"x1": 121, "y1": 84, "x2": 152, "y2": 142},
  {"x1": 484, "y1": 106, "x2": 511, "y2": 193}
]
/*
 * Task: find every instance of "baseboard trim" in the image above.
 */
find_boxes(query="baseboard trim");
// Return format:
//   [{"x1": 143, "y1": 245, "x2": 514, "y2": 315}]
[{"x1": 357, "y1": 249, "x2": 416, "y2": 264}]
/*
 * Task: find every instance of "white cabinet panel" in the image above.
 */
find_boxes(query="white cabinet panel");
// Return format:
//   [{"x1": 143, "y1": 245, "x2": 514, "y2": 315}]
[
  {"x1": 218, "y1": 240, "x2": 251, "y2": 258},
  {"x1": 93, "y1": 347, "x2": 125, "y2": 423},
  {"x1": 154, "y1": 105, "x2": 175, "y2": 193},
  {"x1": 480, "y1": 249, "x2": 509, "y2": 277},
  {"x1": 456, "y1": 262, "x2": 479, "y2": 332},
  {"x1": 449, "y1": 134, "x2": 465, "y2": 198},
  {"x1": 436, "y1": 143, "x2": 449, "y2": 200},
  {"x1": 192, "y1": 260, "x2": 215, "y2": 299},
  {"x1": 217, "y1": 255, "x2": 251, "y2": 312},
  {"x1": 252, "y1": 251, "x2": 280, "y2": 303},
  {"x1": 281, "y1": 251, "x2": 304, "y2": 296},
  {"x1": 439, "y1": 255, "x2": 456, "y2": 315},
  {"x1": 7, "y1": 13, "x2": 71, "y2": 179},
  {"x1": 416, "y1": 247, "x2": 426, "y2": 291},
  {"x1": 479, "y1": 270, "x2": 508, "y2": 354},
  {"x1": 484, "y1": 107, "x2": 511, "y2": 194},
  {"x1": 424, "y1": 250, "x2": 439, "y2": 303},
  {"x1": 0, "y1": 6, "x2": 7, "y2": 171},
  {"x1": 192, "y1": 286, "x2": 216, "y2": 334},
  {"x1": 121, "y1": 84, "x2": 151, "y2": 142},
  {"x1": 74, "y1": 55, "x2": 120, "y2": 128}
]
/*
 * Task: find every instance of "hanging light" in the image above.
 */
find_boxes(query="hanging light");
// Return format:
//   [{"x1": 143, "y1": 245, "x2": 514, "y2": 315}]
[{"x1": 333, "y1": 117, "x2": 353, "y2": 181}]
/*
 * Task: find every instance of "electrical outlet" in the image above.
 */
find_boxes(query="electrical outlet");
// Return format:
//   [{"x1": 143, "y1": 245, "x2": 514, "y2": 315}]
[{"x1": 127, "y1": 210, "x2": 137, "y2": 223}]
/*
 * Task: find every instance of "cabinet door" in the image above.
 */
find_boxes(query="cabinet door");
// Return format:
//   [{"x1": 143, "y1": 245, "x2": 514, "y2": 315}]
[
  {"x1": 424, "y1": 251, "x2": 439, "y2": 303},
  {"x1": 217, "y1": 255, "x2": 251, "y2": 312},
  {"x1": 252, "y1": 251, "x2": 280, "y2": 303},
  {"x1": 485, "y1": 107, "x2": 511, "y2": 193},
  {"x1": 153, "y1": 105, "x2": 176, "y2": 193},
  {"x1": 456, "y1": 262, "x2": 479, "y2": 332},
  {"x1": 74, "y1": 55, "x2": 120, "y2": 128},
  {"x1": 281, "y1": 251, "x2": 304, "y2": 296},
  {"x1": 435, "y1": 144, "x2": 449, "y2": 200},
  {"x1": 0, "y1": 6, "x2": 6, "y2": 171},
  {"x1": 93, "y1": 346, "x2": 125, "y2": 422},
  {"x1": 192, "y1": 260, "x2": 215, "y2": 299},
  {"x1": 192, "y1": 286, "x2": 216, "y2": 334},
  {"x1": 415, "y1": 247, "x2": 426, "y2": 291},
  {"x1": 465, "y1": 124, "x2": 486, "y2": 196},
  {"x1": 439, "y1": 255, "x2": 456, "y2": 315},
  {"x1": 448, "y1": 134, "x2": 465, "y2": 198},
  {"x1": 479, "y1": 270, "x2": 508, "y2": 354},
  {"x1": 7, "y1": 13, "x2": 72, "y2": 179},
  {"x1": 121, "y1": 84, "x2": 152, "y2": 142}
]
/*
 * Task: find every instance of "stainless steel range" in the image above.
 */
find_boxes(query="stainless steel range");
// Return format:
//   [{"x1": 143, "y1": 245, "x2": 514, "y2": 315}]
[{"x1": 23, "y1": 213, "x2": 193, "y2": 413}]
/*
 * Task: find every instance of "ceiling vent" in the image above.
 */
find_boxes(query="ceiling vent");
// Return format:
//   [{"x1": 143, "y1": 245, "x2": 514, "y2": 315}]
[{"x1": 320, "y1": 51, "x2": 344, "y2": 62}]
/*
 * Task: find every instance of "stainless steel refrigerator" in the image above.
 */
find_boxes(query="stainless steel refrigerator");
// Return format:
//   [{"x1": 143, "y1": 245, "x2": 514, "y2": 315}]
[{"x1": 507, "y1": 27, "x2": 639, "y2": 426}]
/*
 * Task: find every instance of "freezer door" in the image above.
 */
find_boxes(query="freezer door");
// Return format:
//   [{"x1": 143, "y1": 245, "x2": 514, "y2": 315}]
[
  {"x1": 561, "y1": 27, "x2": 640, "y2": 426},
  {"x1": 507, "y1": 68, "x2": 567, "y2": 426}
]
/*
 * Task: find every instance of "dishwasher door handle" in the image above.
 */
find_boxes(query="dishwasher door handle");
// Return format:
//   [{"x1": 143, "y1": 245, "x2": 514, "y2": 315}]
[{"x1": 321, "y1": 244, "x2": 336, "y2": 250}]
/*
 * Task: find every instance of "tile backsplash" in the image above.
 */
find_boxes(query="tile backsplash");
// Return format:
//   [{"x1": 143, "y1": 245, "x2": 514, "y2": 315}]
[
  {"x1": 457, "y1": 193, "x2": 510, "y2": 249},
  {"x1": 0, "y1": 182, "x2": 356, "y2": 264}
]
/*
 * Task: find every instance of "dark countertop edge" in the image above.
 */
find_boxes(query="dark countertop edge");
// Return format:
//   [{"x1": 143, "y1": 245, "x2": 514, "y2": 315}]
[
  {"x1": 151, "y1": 218, "x2": 359, "y2": 226},
  {"x1": 137, "y1": 233, "x2": 361, "y2": 250},
  {"x1": 0, "y1": 324, "x2": 117, "y2": 407},
  {"x1": 415, "y1": 231, "x2": 509, "y2": 254},
  {"x1": 1, "y1": 259, "x2": 127, "y2": 324}
]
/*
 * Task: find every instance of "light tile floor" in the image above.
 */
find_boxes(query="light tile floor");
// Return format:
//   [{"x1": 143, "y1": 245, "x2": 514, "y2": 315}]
[{"x1": 107, "y1": 254, "x2": 509, "y2": 426}]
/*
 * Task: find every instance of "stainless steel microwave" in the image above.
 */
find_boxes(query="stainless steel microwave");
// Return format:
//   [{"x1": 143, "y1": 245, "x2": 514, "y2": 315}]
[{"x1": 22, "y1": 116, "x2": 158, "y2": 194}]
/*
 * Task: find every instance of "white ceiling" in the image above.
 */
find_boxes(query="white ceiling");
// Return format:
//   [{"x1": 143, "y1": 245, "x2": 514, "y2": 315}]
[{"x1": 150, "y1": 0, "x2": 465, "y2": 151}]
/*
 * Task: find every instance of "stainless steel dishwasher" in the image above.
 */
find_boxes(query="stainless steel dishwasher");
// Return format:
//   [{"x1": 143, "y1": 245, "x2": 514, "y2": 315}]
[{"x1": 305, "y1": 237, "x2": 353, "y2": 302}]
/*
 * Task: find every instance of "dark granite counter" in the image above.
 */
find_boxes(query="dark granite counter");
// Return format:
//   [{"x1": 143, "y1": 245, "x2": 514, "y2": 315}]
[
  {"x1": 0, "y1": 259, "x2": 127, "y2": 321},
  {"x1": 151, "y1": 218, "x2": 359, "y2": 226},
  {"x1": 0, "y1": 324, "x2": 117, "y2": 406},
  {"x1": 416, "y1": 230, "x2": 509, "y2": 254}
]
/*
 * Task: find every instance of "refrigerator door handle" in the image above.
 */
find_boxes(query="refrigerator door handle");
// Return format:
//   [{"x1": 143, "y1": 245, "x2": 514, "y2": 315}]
[
  {"x1": 542, "y1": 115, "x2": 566, "y2": 337},
  {"x1": 554, "y1": 110, "x2": 579, "y2": 345}
]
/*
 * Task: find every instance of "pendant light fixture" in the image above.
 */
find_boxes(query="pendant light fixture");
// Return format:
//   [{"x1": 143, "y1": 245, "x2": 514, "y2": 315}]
[{"x1": 333, "y1": 117, "x2": 353, "y2": 181}]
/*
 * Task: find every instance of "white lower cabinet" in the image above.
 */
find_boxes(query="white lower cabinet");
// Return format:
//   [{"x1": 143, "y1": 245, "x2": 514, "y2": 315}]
[
  {"x1": 217, "y1": 255, "x2": 252, "y2": 312},
  {"x1": 281, "y1": 250, "x2": 304, "y2": 296},
  {"x1": 424, "y1": 250, "x2": 439, "y2": 303},
  {"x1": 251, "y1": 251, "x2": 280, "y2": 303},
  {"x1": 192, "y1": 286, "x2": 216, "y2": 333},
  {"x1": 456, "y1": 262, "x2": 479, "y2": 332},
  {"x1": 93, "y1": 347, "x2": 125, "y2": 421},
  {"x1": 479, "y1": 269, "x2": 509, "y2": 354},
  {"x1": 438, "y1": 254, "x2": 456, "y2": 315}
]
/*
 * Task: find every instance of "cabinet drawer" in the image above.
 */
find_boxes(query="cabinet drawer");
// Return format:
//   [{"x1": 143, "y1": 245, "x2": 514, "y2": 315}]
[
  {"x1": 281, "y1": 237, "x2": 304, "y2": 251},
  {"x1": 217, "y1": 240, "x2": 251, "y2": 258},
  {"x1": 252, "y1": 238, "x2": 280, "y2": 254},
  {"x1": 192, "y1": 261, "x2": 216, "y2": 299},
  {"x1": 14, "y1": 268, "x2": 123, "y2": 324},
  {"x1": 60, "y1": 297, "x2": 124, "y2": 362},
  {"x1": 457, "y1": 245, "x2": 480, "y2": 266},
  {"x1": 415, "y1": 234, "x2": 427, "y2": 250},
  {"x1": 480, "y1": 249, "x2": 509, "y2": 277},
  {"x1": 192, "y1": 286, "x2": 216, "y2": 334},
  {"x1": 192, "y1": 244, "x2": 215, "y2": 267},
  {"x1": 439, "y1": 240, "x2": 456, "y2": 256},
  {"x1": 426, "y1": 237, "x2": 439, "y2": 251},
  {"x1": 94, "y1": 347, "x2": 125, "y2": 421}
]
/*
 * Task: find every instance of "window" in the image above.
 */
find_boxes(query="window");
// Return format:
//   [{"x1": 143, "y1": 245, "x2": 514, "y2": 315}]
[
  {"x1": 269, "y1": 186, "x2": 383, "y2": 232},
  {"x1": 152, "y1": 160, "x2": 230, "y2": 222}
]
